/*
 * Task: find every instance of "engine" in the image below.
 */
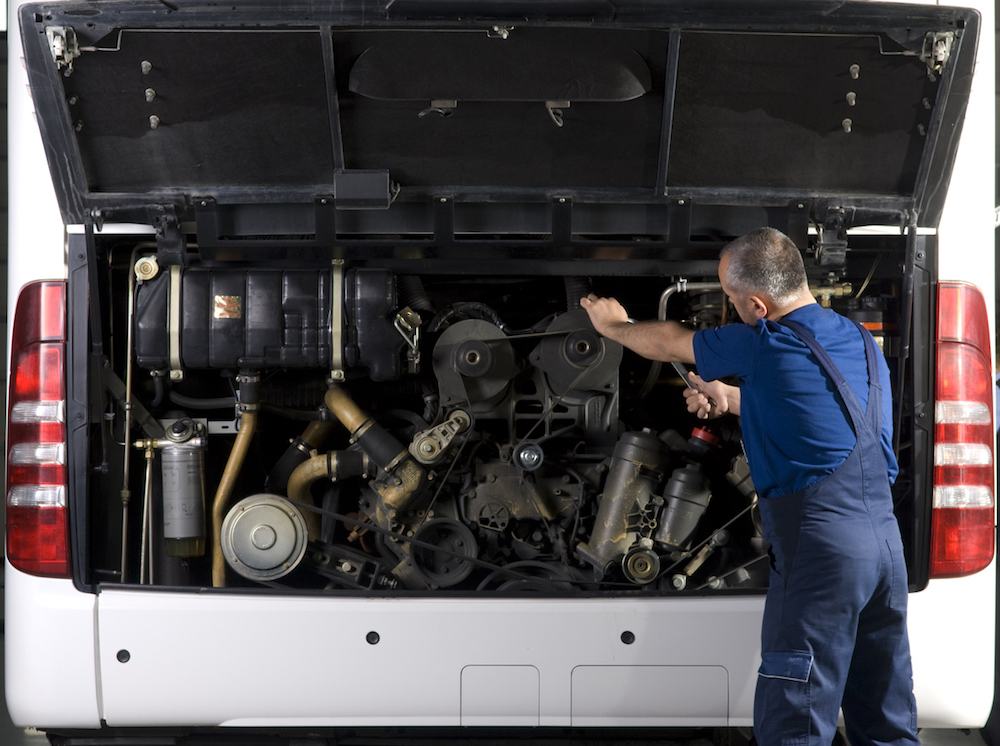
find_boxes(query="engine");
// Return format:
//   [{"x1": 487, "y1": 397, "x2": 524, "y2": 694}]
[{"x1": 118, "y1": 263, "x2": 767, "y2": 593}]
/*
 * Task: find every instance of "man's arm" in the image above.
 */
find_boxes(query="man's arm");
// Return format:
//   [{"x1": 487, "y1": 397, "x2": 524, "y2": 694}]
[{"x1": 580, "y1": 294, "x2": 696, "y2": 364}]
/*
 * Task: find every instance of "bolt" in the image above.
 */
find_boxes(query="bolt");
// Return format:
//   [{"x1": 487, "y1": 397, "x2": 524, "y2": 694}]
[
  {"x1": 251, "y1": 524, "x2": 277, "y2": 550},
  {"x1": 141, "y1": 60, "x2": 153, "y2": 75},
  {"x1": 842, "y1": 118, "x2": 853, "y2": 134},
  {"x1": 849, "y1": 63, "x2": 860, "y2": 80},
  {"x1": 149, "y1": 115, "x2": 160, "y2": 130},
  {"x1": 845, "y1": 92, "x2": 857, "y2": 107},
  {"x1": 144, "y1": 88, "x2": 156, "y2": 103}
]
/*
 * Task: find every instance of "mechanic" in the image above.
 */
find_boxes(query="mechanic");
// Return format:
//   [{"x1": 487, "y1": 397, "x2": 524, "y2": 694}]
[{"x1": 580, "y1": 227, "x2": 919, "y2": 746}]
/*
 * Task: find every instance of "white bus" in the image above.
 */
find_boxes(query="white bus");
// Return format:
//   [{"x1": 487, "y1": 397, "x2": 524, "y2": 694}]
[{"x1": 6, "y1": 1, "x2": 996, "y2": 743}]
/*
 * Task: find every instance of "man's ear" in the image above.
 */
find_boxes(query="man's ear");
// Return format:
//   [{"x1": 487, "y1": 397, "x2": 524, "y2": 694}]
[{"x1": 748, "y1": 295, "x2": 769, "y2": 320}]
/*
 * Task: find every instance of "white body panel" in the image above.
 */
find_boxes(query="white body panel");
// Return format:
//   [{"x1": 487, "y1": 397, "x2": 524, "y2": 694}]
[
  {"x1": 6, "y1": 562, "x2": 995, "y2": 730},
  {"x1": 3, "y1": 565, "x2": 101, "y2": 728},
  {"x1": 909, "y1": 567, "x2": 998, "y2": 726},
  {"x1": 94, "y1": 589, "x2": 762, "y2": 728}
]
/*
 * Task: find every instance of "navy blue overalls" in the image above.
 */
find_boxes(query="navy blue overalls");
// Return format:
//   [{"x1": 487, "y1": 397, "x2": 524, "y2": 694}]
[{"x1": 753, "y1": 319, "x2": 919, "y2": 746}]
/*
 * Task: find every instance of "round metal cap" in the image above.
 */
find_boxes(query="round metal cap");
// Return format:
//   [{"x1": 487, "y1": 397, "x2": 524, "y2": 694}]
[{"x1": 221, "y1": 494, "x2": 308, "y2": 581}]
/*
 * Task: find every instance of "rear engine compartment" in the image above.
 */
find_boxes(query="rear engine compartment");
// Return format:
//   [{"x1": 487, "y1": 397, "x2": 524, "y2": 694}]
[{"x1": 75, "y1": 231, "x2": 927, "y2": 596}]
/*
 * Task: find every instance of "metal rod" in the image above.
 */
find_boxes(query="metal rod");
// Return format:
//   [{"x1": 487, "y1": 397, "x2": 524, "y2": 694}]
[
  {"x1": 139, "y1": 444, "x2": 155, "y2": 584},
  {"x1": 119, "y1": 250, "x2": 143, "y2": 582}
]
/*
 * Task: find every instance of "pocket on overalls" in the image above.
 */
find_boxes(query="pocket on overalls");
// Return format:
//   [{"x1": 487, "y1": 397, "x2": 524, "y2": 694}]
[
  {"x1": 886, "y1": 538, "x2": 908, "y2": 611},
  {"x1": 756, "y1": 651, "x2": 813, "y2": 746}
]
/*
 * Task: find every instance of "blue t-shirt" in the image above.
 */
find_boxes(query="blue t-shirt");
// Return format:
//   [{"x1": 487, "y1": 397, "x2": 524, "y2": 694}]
[{"x1": 692, "y1": 304, "x2": 898, "y2": 499}]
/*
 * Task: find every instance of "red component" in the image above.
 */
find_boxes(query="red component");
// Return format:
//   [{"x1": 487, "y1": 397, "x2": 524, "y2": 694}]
[
  {"x1": 6, "y1": 281, "x2": 71, "y2": 578},
  {"x1": 689, "y1": 427, "x2": 719, "y2": 447},
  {"x1": 929, "y1": 282, "x2": 995, "y2": 579}
]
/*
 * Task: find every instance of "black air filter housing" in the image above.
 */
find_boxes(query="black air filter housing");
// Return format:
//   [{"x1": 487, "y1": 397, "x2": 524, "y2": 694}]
[{"x1": 134, "y1": 268, "x2": 332, "y2": 370}]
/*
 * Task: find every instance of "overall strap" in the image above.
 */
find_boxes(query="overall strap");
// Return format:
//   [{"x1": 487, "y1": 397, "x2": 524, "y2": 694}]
[{"x1": 778, "y1": 318, "x2": 882, "y2": 436}]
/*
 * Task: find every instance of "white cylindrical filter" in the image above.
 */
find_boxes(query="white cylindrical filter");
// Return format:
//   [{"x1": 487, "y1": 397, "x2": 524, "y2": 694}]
[{"x1": 161, "y1": 443, "x2": 207, "y2": 557}]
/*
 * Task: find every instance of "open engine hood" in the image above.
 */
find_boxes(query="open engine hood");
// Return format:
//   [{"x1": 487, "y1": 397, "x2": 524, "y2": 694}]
[{"x1": 20, "y1": 0, "x2": 978, "y2": 251}]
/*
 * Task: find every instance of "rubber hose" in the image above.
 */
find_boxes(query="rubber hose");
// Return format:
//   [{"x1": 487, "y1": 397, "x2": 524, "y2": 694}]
[
  {"x1": 564, "y1": 277, "x2": 590, "y2": 311},
  {"x1": 397, "y1": 275, "x2": 434, "y2": 313}
]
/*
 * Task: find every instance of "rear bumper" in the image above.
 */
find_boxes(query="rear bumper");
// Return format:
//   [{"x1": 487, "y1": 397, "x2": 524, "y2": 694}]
[{"x1": 5, "y1": 558, "x2": 994, "y2": 730}]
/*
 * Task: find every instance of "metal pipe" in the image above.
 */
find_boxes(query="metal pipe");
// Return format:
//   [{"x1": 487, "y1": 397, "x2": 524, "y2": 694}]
[
  {"x1": 323, "y1": 384, "x2": 427, "y2": 525},
  {"x1": 639, "y1": 280, "x2": 723, "y2": 399},
  {"x1": 658, "y1": 280, "x2": 724, "y2": 321},
  {"x1": 324, "y1": 385, "x2": 370, "y2": 433},
  {"x1": 287, "y1": 450, "x2": 368, "y2": 540},
  {"x1": 119, "y1": 250, "x2": 147, "y2": 582},
  {"x1": 286, "y1": 456, "x2": 330, "y2": 540},
  {"x1": 211, "y1": 410, "x2": 257, "y2": 587}
]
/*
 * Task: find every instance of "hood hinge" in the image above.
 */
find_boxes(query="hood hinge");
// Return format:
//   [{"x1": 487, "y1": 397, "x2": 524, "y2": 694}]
[
  {"x1": 46, "y1": 26, "x2": 80, "y2": 72},
  {"x1": 816, "y1": 209, "x2": 848, "y2": 270},
  {"x1": 153, "y1": 207, "x2": 188, "y2": 266},
  {"x1": 920, "y1": 31, "x2": 954, "y2": 74}
]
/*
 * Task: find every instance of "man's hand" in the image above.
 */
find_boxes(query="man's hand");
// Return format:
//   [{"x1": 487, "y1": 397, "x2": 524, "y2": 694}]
[
  {"x1": 580, "y1": 294, "x2": 629, "y2": 337},
  {"x1": 683, "y1": 373, "x2": 740, "y2": 419}
]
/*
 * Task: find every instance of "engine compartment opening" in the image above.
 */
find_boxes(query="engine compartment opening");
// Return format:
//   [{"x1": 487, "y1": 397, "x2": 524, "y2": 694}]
[{"x1": 76, "y1": 231, "x2": 921, "y2": 596}]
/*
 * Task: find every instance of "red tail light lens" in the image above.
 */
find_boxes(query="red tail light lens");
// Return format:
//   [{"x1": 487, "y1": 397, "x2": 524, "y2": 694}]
[
  {"x1": 6, "y1": 281, "x2": 70, "y2": 578},
  {"x1": 930, "y1": 282, "x2": 995, "y2": 578}
]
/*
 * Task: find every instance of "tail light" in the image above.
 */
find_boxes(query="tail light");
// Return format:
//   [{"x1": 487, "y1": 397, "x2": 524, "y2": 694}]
[
  {"x1": 6, "y1": 281, "x2": 70, "y2": 578},
  {"x1": 930, "y1": 281, "x2": 995, "y2": 578}
]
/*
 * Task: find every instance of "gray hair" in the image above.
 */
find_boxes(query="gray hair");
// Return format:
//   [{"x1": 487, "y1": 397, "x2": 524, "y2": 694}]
[{"x1": 721, "y1": 227, "x2": 808, "y2": 307}]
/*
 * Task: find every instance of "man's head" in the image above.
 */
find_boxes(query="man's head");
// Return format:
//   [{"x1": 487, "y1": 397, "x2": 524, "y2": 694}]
[{"x1": 719, "y1": 227, "x2": 811, "y2": 323}]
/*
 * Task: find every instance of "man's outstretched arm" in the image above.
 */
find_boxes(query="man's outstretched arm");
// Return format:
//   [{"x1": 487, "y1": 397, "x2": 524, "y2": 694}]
[{"x1": 580, "y1": 294, "x2": 696, "y2": 364}]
